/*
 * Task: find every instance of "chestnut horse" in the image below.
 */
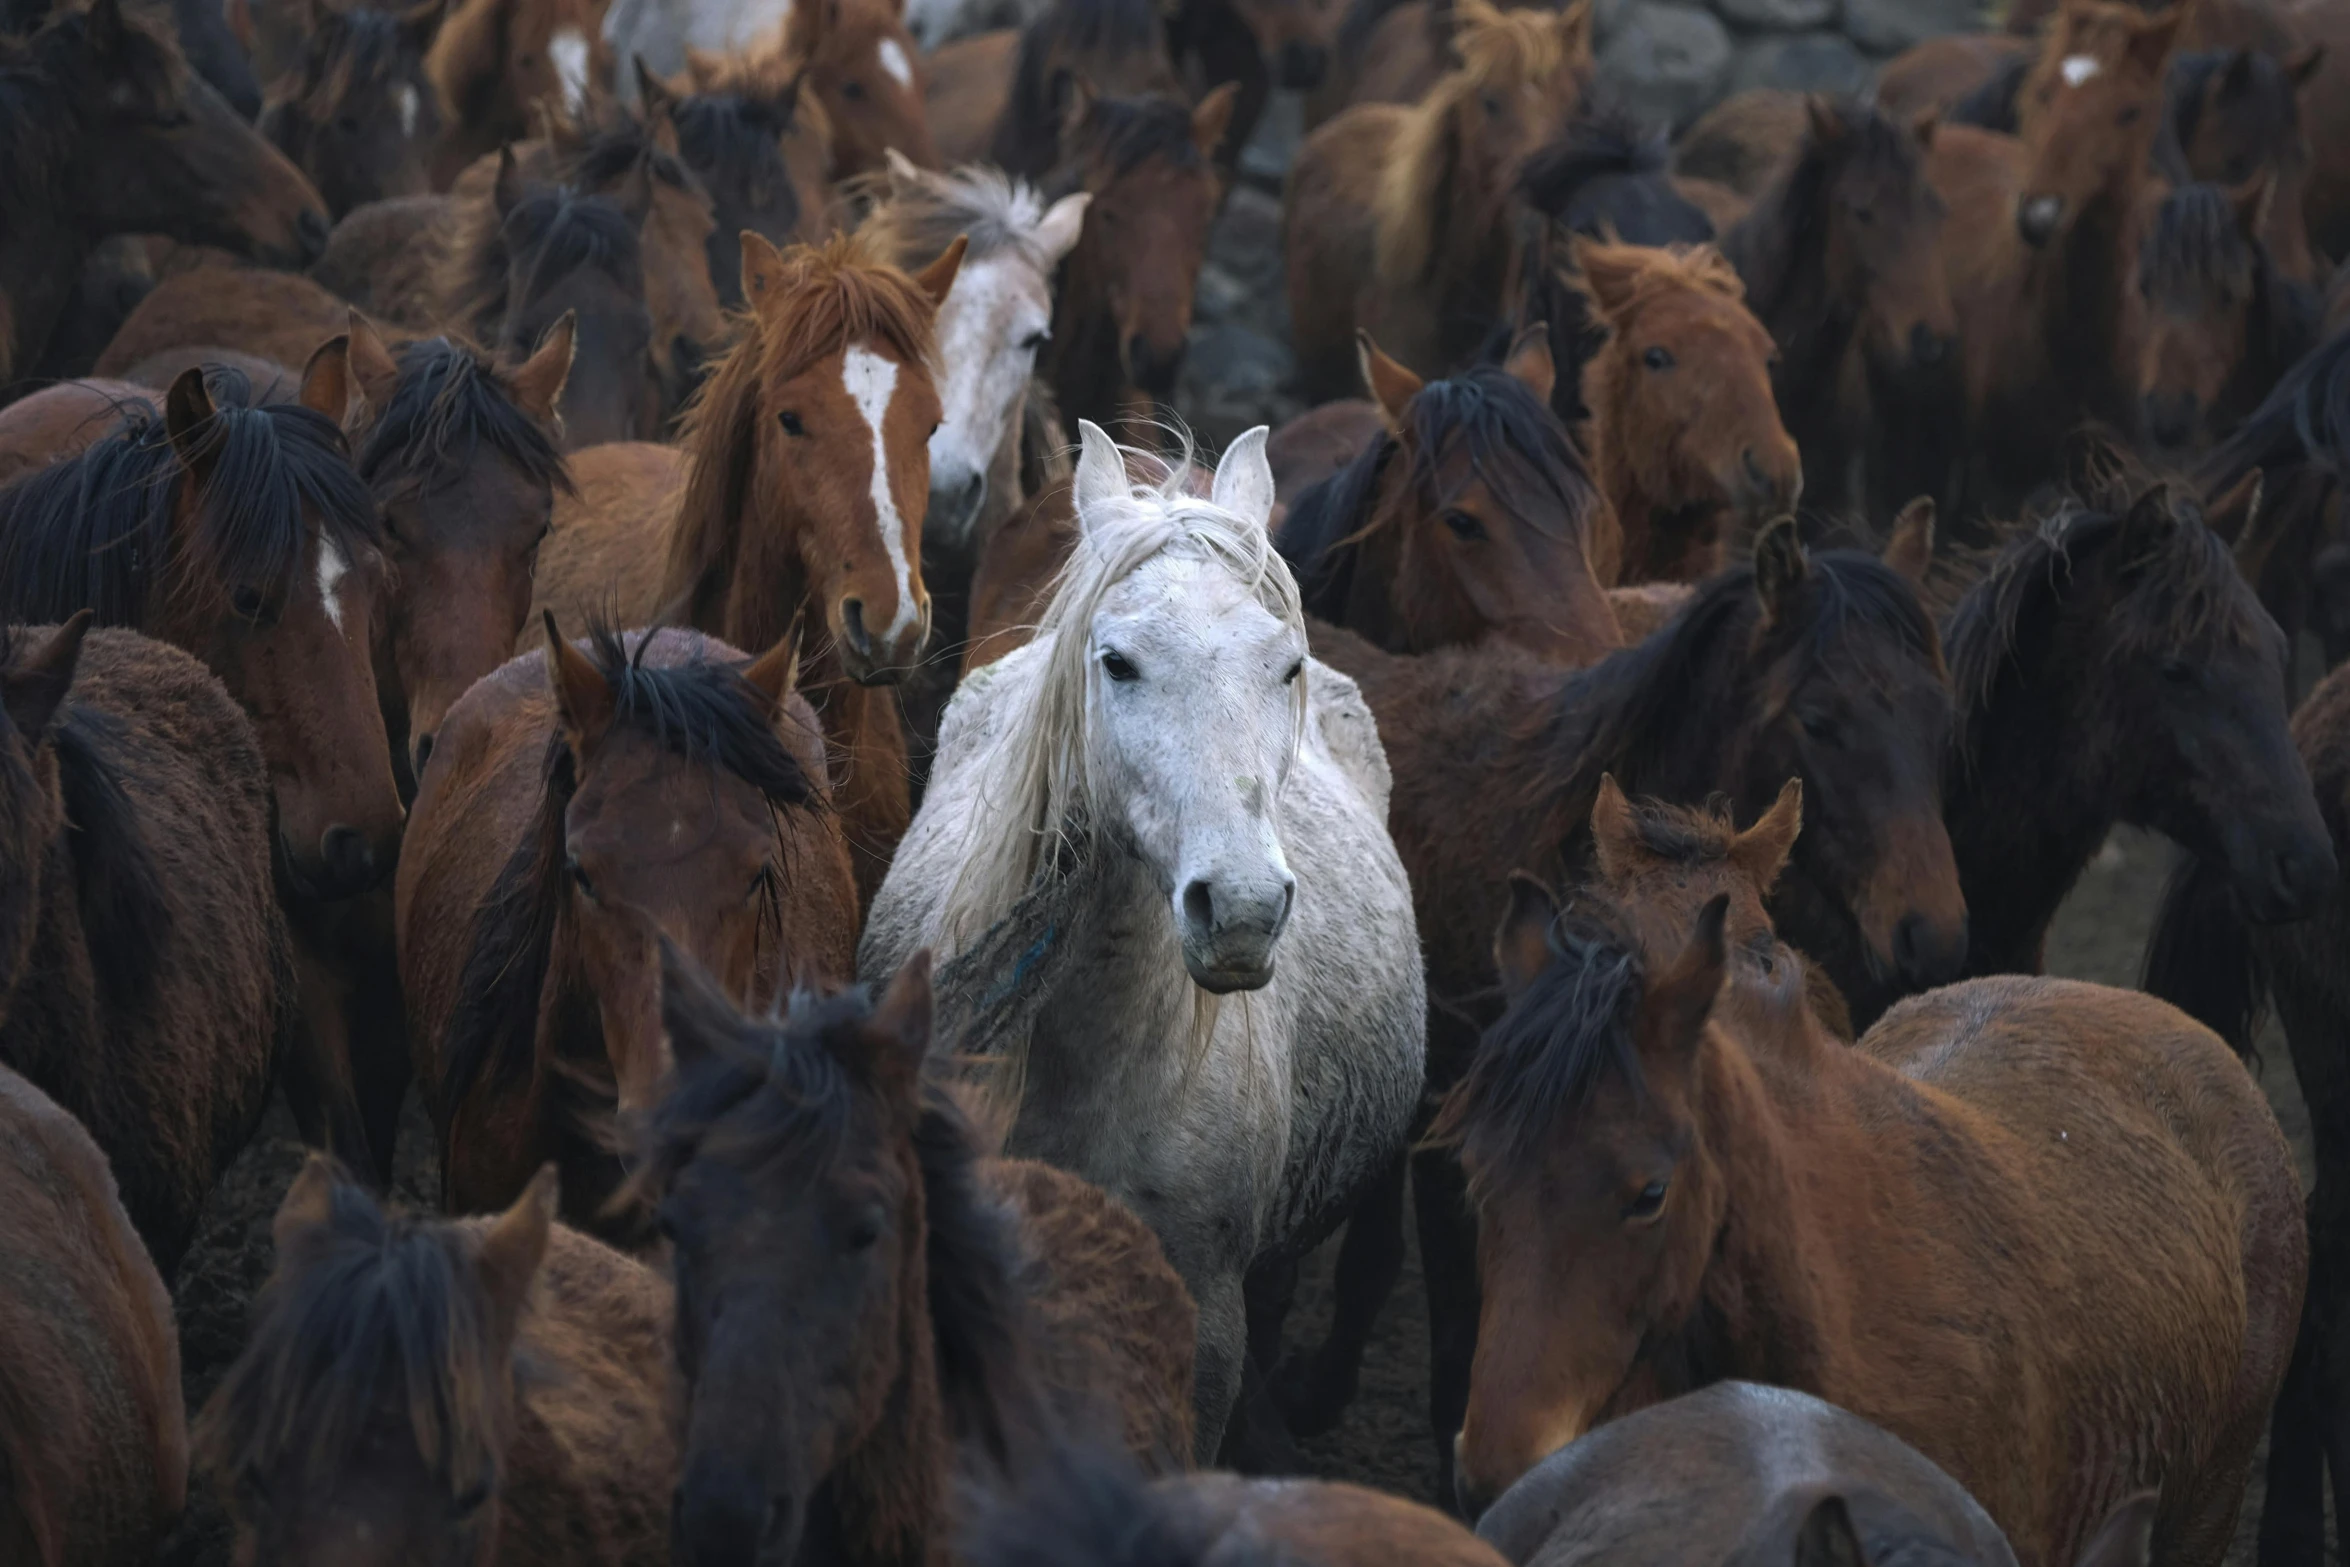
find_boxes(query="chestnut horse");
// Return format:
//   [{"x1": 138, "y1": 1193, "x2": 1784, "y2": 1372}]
[
  {"x1": 1285, "y1": 0, "x2": 1589, "y2": 400},
  {"x1": 0, "y1": 1058, "x2": 188, "y2": 1567},
  {"x1": 1440, "y1": 814, "x2": 2302, "y2": 1567},
  {"x1": 0, "y1": 618, "x2": 292, "y2": 1275},
  {"x1": 258, "y1": 0, "x2": 446, "y2": 219},
  {"x1": 0, "y1": 0, "x2": 328, "y2": 390},
  {"x1": 532, "y1": 230, "x2": 961, "y2": 906},
  {"x1": 425, "y1": 0, "x2": 609, "y2": 184},
  {"x1": 640, "y1": 948, "x2": 1200, "y2": 1565},
  {"x1": 1276, "y1": 331, "x2": 1621, "y2": 664},
  {"x1": 1569, "y1": 238, "x2": 1800, "y2": 585},
  {"x1": 198, "y1": 1158, "x2": 673, "y2": 1566},
  {"x1": 399, "y1": 622, "x2": 856, "y2": 1231}
]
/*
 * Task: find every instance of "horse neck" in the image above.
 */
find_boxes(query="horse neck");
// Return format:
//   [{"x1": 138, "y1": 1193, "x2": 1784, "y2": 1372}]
[
  {"x1": 1338, "y1": 483, "x2": 1410, "y2": 650},
  {"x1": 826, "y1": 1182, "x2": 953, "y2": 1567},
  {"x1": 2040, "y1": 160, "x2": 2156, "y2": 423}
]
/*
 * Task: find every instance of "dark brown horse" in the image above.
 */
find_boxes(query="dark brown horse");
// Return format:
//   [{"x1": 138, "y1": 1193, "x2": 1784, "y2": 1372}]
[
  {"x1": 0, "y1": 1057, "x2": 188, "y2": 1566},
  {"x1": 650, "y1": 50, "x2": 840, "y2": 310},
  {"x1": 1275, "y1": 331, "x2": 1622, "y2": 664},
  {"x1": 638, "y1": 947, "x2": 1200, "y2": 1565},
  {"x1": 1439, "y1": 816, "x2": 2301, "y2": 1567},
  {"x1": 984, "y1": 0, "x2": 1179, "y2": 179},
  {"x1": 0, "y1": 617, "x2": 292, "y2": 1274},
  {"x1": 399, "y1": 621, "x2": 857, "y2": 1231},
  {"x1": 259, "y1": 0, "x2": 446, "y2": 219},
  {"x1": 424, "y1": 0, "x2": 610, "y2": 184},
  {"x1": 0, "y1": 0, "x2": 328, "y2": 389},
  {"x1": 2162, "y1": 45, "x2": 2325, "y2": 285},
  {"x1": 198, "y1": 1158, "x2": 673, "y2": 1566}
]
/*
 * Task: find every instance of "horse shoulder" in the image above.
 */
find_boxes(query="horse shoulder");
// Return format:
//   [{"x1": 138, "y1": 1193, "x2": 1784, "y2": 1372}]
[{"x1": 1302, "y1": 657, "x2": 1391, "y2": 816}]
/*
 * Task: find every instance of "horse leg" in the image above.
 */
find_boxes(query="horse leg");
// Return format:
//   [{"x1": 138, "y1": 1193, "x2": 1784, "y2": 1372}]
[
  {"x1": 1188, "y1": 1270, "x2": 1248, "y2": 1467},
  {"x1": 1273, "y1": 1149, "x2": 1407, "y2": 1438},
  {"x1": 2257, "y1": 1273, "x2": 2327, "y2": 1567},
  {"x1": 1413, "y1": 1139, "x2": 1481, "y2": 1513},
  {"x1": 1218, "y1": 1259, "x2": 1310, "y2": 1476},
  {"x1": 339, "y1": 893, "x2": 413, "y2": 1185},
  {"x1": 284, "y1": 921, "x2": 381, "y2": 1187}
]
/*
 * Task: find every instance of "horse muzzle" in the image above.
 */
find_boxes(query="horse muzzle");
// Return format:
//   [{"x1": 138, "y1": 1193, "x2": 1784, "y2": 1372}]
[
  {"x1": 2017, "y1": 194, "x2": 2064, "y2": 247},
  {"x1": 1176, "y1": 871, "x2": 1294, "y2": 994}
]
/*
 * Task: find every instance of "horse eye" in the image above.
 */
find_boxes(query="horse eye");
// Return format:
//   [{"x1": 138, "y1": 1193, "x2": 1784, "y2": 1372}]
[
  {"x1": 338, "y1": 115, "x2": 361, "y2": 135},
  {"x1": 842, "y1": 1205, "x2": 886, "y2": 1250},
  {"x1": 1642, "y1": 346, "x2": 1675, "y2": 371},
  {"x1": 231, "y1": 586, "x2": 271, "y2": 623},
  {"x1": 1441, "y1": 508, "x2": 1486, "y2": 541},
  {"x1": 1283, "y1": 659, "x2": 1303, "y2": 685},
  {"x1": 1800, "y1": 712, "x2": 1838, "y2": 742},
  {"x1": 1625, "y1": 1179, "x2": 1669, "y2": 1221},
  {"x1": 778, "y1": 410, "x2": 806, "y2": 436},
  {"x1": 2118, "y1": 105, "x2": 2142, "y2": 125},
  {"x1": 1479, "y1": 89, "x2": 1502, "y2": 115},
  {"x1": 451, "y1": 1484, "x2": 491, "y2": 1520},
  {"x1": 566, "y1": 856, "x2": 599, "y2": 901},
  {"x1": 745, "y1": 864, "x2": 773, "y2": 903},
  {"x1": 1101, "y1": 649, "x2": 1139, "y2": 683},
  {"x1": 842, "y1": 78, "x2": 867, "y2": 100},
  {"x1": 1850, "y1": 205, "x2": 1875, "y2": 225},
  {"x1": 1021, "y1": 328, "x2": 1050, "y2": 351}
]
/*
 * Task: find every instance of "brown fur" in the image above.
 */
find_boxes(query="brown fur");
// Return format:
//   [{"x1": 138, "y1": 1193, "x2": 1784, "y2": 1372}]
[
  {"x1": 779, "y1": 0, "x2": 938, "y2": 176},
  {"x1": 310, "y1": 193, "x2": 462, "y2": 329},
  {"x1": 1268, "y1": 397, "x2": 1385, "y2": 503},
  {"x1": 258, "y1": 0, "x2": 445, "y2": 218},
  {"x1": 0, "y1": 381, "x2": 159, "y2": 484},
  {"x1": 90, "y1": 267, "x2": 353, "y2": 380},
  {"x1": 1671, "y1": 88, "x2": 1810, "y2": 200},
  {"x1": 424, "y1": 0, "x2": 611, "y2": 184},
  {"x1": 1874, "y1": 31, "x2": 2035, "y2": 123},
  {"x1": 0, "y1": 1061, "x2": 187, "y2": 1567},
  {"x1": 121, "y1": 349, "x2": 299, "y2": 402},
  {"x1": 1180, "y1": 1475, "x2": 1509, "y2": 1565},
  {"x1": 922, "y1": 29, "x2": 1021, "y2": 168}
]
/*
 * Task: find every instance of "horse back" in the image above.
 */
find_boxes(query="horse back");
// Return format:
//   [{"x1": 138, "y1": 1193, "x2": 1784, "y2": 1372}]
[
  {"x1": 0, "y1": 381, "x2": 152, "y2": 487},
  {"x1": 531, "y1": 442, "x2": 689, "y2": 635}
]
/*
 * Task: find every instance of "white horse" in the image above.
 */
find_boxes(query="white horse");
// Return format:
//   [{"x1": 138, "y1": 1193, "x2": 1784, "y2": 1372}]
[
  {"x1": 859, "y1": 420, "x2": 1427, "y2": 1461},
  {"x1": 903, "y1": 0, "x2": 1048, "y2": 48},
  {"x1": 602, "y1": 0, "x2": 794, "y2": 94}
]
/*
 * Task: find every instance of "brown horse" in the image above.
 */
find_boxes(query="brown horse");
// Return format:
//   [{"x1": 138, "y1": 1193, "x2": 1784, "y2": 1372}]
[
  {"x1": 1439, "y1": 810, "x2": 2302, "y2": 1567},
  {"x1": 1721, "y1": 96, "x2": 1956, "y2": 522},
  {"x1": 259, "y1": 0, "x2": 446, "y2": 218},
  {"x1": 0, "y1": 618, "x2": 292, "y2": 1275},
  {"x1": 1570, "y1": 238, "x2": 1799, "y2": 585},
  {"x1": 198, "y1": 1158, "x2": 673, "y2": 1566},
  {"x1": 780, "y1": 0, "x2": 939, "y2": 176},
  {"x1": 1284, "y1": 0, "x2": 1590, "y2": 399},
  {"x1": 89, "y1": 266, "x2": 352, "y2": 381},
  {"x1": 982, "y1": 0, "x2": 1180, "y2": 178},
  {"x1": 2164, "y1": 45, "x2": 2325, "y2": 286},
  {"x1": 1274, "y1": 330, "x2": 1622, "y2": 664},
  {"x1": 639, "y1": 946, "x2": 1199, "y2": 1564},
  {"x1": 0, "y1": 379, "x2": 159, "y2": 484},
  {"x1": 0, "y1": 0, "x2": 328, "y2": 390},
  {"x1": 0, "y1": 1058, "x2": 188, "y2": 1567},
  {"x1": 425, "y1": 0, "x2": 610, "y2": 184},
  {"x1": 1043, "y1": 83, "x2": 1235, "y2": 427},
  {"x1": 399, "y1": 621, "x2": 856, "y2": 1229},
  {"x1": 1476, "y1": 1381, "x2": 2154, "y2": 1567},
  {"x1": 533, "y1": 230, "x2": 961, "y2": 905},
  {"x1": 652, "y1": 49, "x2": 840, "y2": 308}
]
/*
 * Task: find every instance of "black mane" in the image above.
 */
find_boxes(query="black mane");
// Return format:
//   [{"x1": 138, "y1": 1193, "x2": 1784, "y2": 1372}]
[
  {"x1": 1060, "y1": 90, "x2": 1205, "y2": 184},
  {"x1": 282, "y1": 5, "x2": 423, "y2": 94},
  {"x1": 0, "y1": 369, "x2": 379, "y2": 627},
  {"x1": 995, "y1": 0, "x2": 1172, "y2": 179},
  {"x1": 557, "y1": 100, "x2": 702, "y2": 202},
  {"x1": 673, "y1": 81, "x2": 808, "y2": 243},
  {"x1": 456, "y1": 179, "x2": 647, "y2": 345},
  {"x1": 356, "y1": 337, "x2": 572, "y2": 503},
  {"x1": 2139, "y1": 183, "x2": 2318, "y2": 394}
]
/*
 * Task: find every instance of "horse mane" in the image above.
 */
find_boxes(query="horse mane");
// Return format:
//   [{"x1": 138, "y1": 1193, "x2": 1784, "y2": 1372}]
[
  {"x1": 2161, "y1": 48, "x2": 2304, "y2": 185},
  {"x1": 2139, "y1": 182, "x2": 2257, "y2": 307},
  {"x1": 448, "y1": 178, "x2": 646, "y2": 346},
  {"x1": 995, "y1": 0, "x2": 1170, "y2": 175},
  {"x1": 356, "y1": 336, "x2": 573, "y2": 504},
  {"x1": 0, "y1": 368, "x2": 379, "y2": 627},
  {"x1": 855, "y1": 161, "x2": 1058, "y2": 274},
  {"x1": 938, "y1": 429, "x2": 1306, "y2": 951},
  {"x1": 1373, "y1": 1, "x2": 1579, "y2": 288},
  {"x1": 1518, "y1": 105, "x2": 1709, "y2": 244},
  {"x1": 672, "y1": 58, "x2": 830, "y2": 233},
  {"x1": 438, "y1": 626, "x2": 820, "y2": 1116},
  {"x1": 2197, "y1": 326, "x2": 2350, "y2": 494},
  {"x1": 1575, "y1": 238, "x2": 1747, "y2": 314},
  {"x1": 192, "y1": 1169, "x2": 512, "y2": 1513},
  {"x1": 1057, "y1": 91, "x2": 1207, "y2": 185},
  {"x1": 0, "y1": 4, "x2": 182, "y2": 214},
  {"x1": 663, "y1": 232, "x2": 939, "y2": 622},
  {"x1": 279, "y1": 4, "x2": 423, "y2": 100},
  {"x1": 547, "y1": 94, "x2": 702, "y2": 201},
  {"x1": 1724, "y1": 98, "x2": 1917, "y2": 337},
  {"x1": 1430, "y1": 893, "x2": 1647, "y2": 1195}
]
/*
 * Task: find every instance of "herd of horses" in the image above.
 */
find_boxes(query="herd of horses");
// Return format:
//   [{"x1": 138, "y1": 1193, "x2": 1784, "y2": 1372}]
[{"x1": 7, "y1": 0, "x2": 2350, "y2": 1559}]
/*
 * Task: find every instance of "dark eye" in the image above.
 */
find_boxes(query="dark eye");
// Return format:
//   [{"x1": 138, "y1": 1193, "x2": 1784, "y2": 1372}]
[
  {"x1": 1800, "y1": 712, "x2": 1838, "y2": 742},
  {"x1": 778, "y1": 410, "x2": 805, "y2": 436},
  {"x1": 745, "y1": 864, "x2": 773, "y2": 904},
  {"x1": 1850, "y1": 205, "x2": 1875, "y2": 226},
  {"x1": 1101, "y1": 649, "x2": 1139, "y2": 682},
  {"x1": 231, "y1": 586, "x2": 271, "y2": 623},
  {"x1": 842, "y1": 1204, "x2": 885, "y2": 1250},
  {"x1": 566, "y1": 856, "x2": 598, "y2": 901},
  {"x1": 1283, "y1": 659, "x2": 1303, "y2": 685},
  {"x1": 1624, "y1": 1178, "x2": 1668, "y2": 1221},
  {"x1": 1440, "y1": 508, "x2": 1486, "y2": 541},
  {"x1": 1642, "y1": 346, "x2": 1674, "y2": 371},
  {"x1": 1480, "y1": 89, "x2": 1502, "y2": 115},
  {"x1": 338, "y1": 115, "x2": 360, "y2": 135},
  {"x1": 841, "y1": 78, "x2": 866, "y2": 100},
  {"x1": 1020, "y1": 328, "x2": 1049, "y2": 351}
]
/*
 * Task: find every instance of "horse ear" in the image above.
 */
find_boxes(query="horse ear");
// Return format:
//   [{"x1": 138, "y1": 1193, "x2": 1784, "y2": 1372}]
[
  {"x1": 164, "y1": 367, "x2": 221, "y2": 490},
  {"x1": 1752, "y1": 516, "x2": 1809, "y2": 628},
  {"x1": 2287, "y1": 44, "x2": 2325, "y2": 91},
  {"x1": 84, "y1": 0, "x2": 127, "y2": 56},
  {"x1": 1034, "y1": 190, "x2": 1091, "y2": 267},
  {"x1": 1733, "y1": 778, "x2": 1803, "y2": 893},
  {"x1": 2071, "y1": 1492, "x2": 2156, "y2": 1567},
  {"x1": 1, "y1": 609, "x2": 93, "y2": 744},
  {"x1": 863, "y1": 950, "x2": 934, "y2": 1090},
  {"x1": 1210, "y1": 425, "x2": 1276, "y2": 529},
  {"x1": 298, "y1": 333, "x2": 357, "y2": 425},
  {"x1": 2215, "y1": 470, "x2": 2287, "y2": 584},
  {"x1": 1650, "y1": 894, "x2": 1728, "y2": 1061},
  {"x1": 1074, "y1": 418, "x2": 1128, "y2": 524},
  {"x1": 1910, "y1": 108, "x2": 1938, "y2": 150},
  {"x1": 346, "y1": 310, "x2": 403, "y2": 424},
  {"x1": 542, "y1": 611, "x2": 616, "y2": 752},
  {"x1": 1792, "y1": 1495, "x2": 1867, "y2": 1567},
  {"x1": 1493, "y1": 871, "x2": 1560, "y2": 997},
  {"x1": 633, "y1": 54, "x2": 674, "y2": 117},
  {"x1": 912, "y1": 233, "x2": 968, "y2": 308},
  {"x1": 270, "y1": 1152, "x2": 343, "y2": 1257},
  {"x1": 1588, "y1": 773, "x2": 1639, "y2": 884},
  {"x1": 613, "y1": 150, "x2": 658, "y2": 229},
  {"x1": 1503, "y1": 322, "x2": 1556, "y2": 408},
  {"x1": 741, "y1": 624, "x2": 801, "y2": 707},
  {"x1": 740, "y1": 229, "x2": 789, "y2": 309},
  {"x1": 1357, "y1": 332, "x2": 1424, "y2": 427},
  {"x1": 493, "y1": 143, "x2": 526, "y2": 218},
  {"x1": 1803, "y1": 94, "x2": 1846, "y2": 151},
  {"x1": 1881, "y1": 495, "x2": 1934, "y2": 587},
  {"x1": 1555, "y1": 0, "x2": 1593, "y2": 58},
  {"x1": 2221, "y1": 47, "x2": 2257, "y2": 96},
  {"x1": 1191, "y1": 81, "x2": 1240, "y2": 164},
  {"x1": 475, "y1": 1164, "x2": 557, "y2": 1351},
  {"x1": 1056, "y1": 72, "x2": 1097, "y2": 154},
  {"x1": 507, "y1": 311, "x2": 576, "y2": 429}
]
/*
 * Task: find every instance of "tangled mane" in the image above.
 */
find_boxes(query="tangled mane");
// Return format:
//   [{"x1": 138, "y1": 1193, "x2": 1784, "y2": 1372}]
[
  {"x1": 855, "y1": 161, "x2": 1058, "y2": 275},
  {"x1": 1518, "y1": 106, "x2": 1709, "y2": 246},
  {"x1": 355, "y1": 336, "x2": 573, "y2": 504},
  {"x1": 1056, "y1": 91, "x2": 1208, "y2": 187},
  {"x1": 270, "y1": 3, "x2": 427, "y2": 111},
  {"x1": 1373, "y1": 0, "x2": 1589, "y2": 288},
  {"x1": 1576, "y1": 237, "x2": 1747, "y2": 315},
  {"x1": 447, "y1": 175, "x2": 648, "y2": 347},
  {"x1": 662, "y1": 231, "x2": 938, "y2": 624},
  {"x1": 438, "y1": 626, "x2": 820, "y2": 1118},
  {"x1": 0, "y1": 368, "x2": 379, "y2": 627},
  {"x1": 546, "y1": 93, "x2": 701, "y2": 199},
  {"x1": 939, "y1": 428, "x2": 1306, "y2": 951}
]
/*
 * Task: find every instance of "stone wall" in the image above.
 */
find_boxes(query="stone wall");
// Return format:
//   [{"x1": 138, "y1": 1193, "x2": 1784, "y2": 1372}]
[{"x1": 1594, "y1": 0, "x2": 1991, "y2": 127}]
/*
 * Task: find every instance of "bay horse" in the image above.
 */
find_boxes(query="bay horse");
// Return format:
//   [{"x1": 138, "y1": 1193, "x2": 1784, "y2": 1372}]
[
  {"x1": 1277, "y1": 331, "x2": 1622, "y2": 664},
  {"x1": 1438, "y1": 820, "x2": 2302, "y2": 1567},
  {"x1": 531, "y1": 229, "x2": 962, "y2": 907},
  {"x1": 639, "y1": 947, "x2": 1201, "y2": 1563},
  {"x1": 861, "y1": 422, "x2": 1426, "y2": 1461},
  {"x1": 2134, "y1": 177, "x2": 2320, "y2": 455},
  {"x1": 653, "y1": 49, "x2": 840, "y2": 308},
  {"x1": 88, "y1": 265, "x2": 351, "y2": 382},
  {"x1": 198, "y1": 1158, "x2": 674, "y2": 1567},
  {"x1": 1569, "y1": 238, "x2": 1800, "y2": 585},
  {"x1": 1284, "y1": 0, "x2": 1590, "y2": 400},
  {"x1": 424, "y1": 0, "x2": 608, "y2": 184},
  {"x1": 1720, "y1": 96, "x2": 1956, "y2": 523},
  {"x1": 0, "y1": 617, "x2": 293, "y2": 1275},
  {"x1": 0, "y1": 0, "x2": 328, "y2": 390},
  {"x1": 0, "y1": 1058, "x2": 188, "y2": 1567},
  {"x1": 399, "y1": 621, "x2": 857, "y2": 1232},
  {"x1": 2163, "y1": 46, "x2": 2325, "y2": 285},
  {"x1": 1294, "y1": 521, "x2": 1963, "y2": 1488},
  {"x1": 258, "y1": 0, "x2": 446, "y2": 219},
  {"x1": 1476, "y1": 1382, "x2": 2155, "y2": 1567}
]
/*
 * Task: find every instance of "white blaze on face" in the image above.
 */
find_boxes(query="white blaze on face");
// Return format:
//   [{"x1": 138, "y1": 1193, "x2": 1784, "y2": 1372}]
[
  {"x1": 2060, "y1": 53, "x2": 2102, "y2": 87},
  {"x1": 877, "y1": 37, "x2": 913, "y2": 88},
  {"x1": 395, "y1": 82, "x2": 420, "y2": 138},
  {"x1": 841, "y1": 345, "x2": 919, "y2": 642},
  {"x1": 316, "y1": 536, "x2": 350, "y2": 637},
  {"x1": 550, "y1": 28, "x2": 591, "y2": 115}
]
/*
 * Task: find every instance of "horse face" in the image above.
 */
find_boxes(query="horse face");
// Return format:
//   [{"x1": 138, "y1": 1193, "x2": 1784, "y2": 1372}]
[
  {"x1": 266, "y1": 18, "x2": 442, "y2": 217},
  {"x1": 226, "y1": 1436, "x2": 488, "y2": 1567},
  {"x1": 2015, "y1": 8, "x2": 2177, "y2": 247},
  {"x1": 761, "y1": 342, "x2": 939, "y2": 682},
  {"x1": 2137, "y1": 288, "x2": 2247, "y2": 454},
  {"x1": 1824, "y1": 125, "x2": 1955, "y2": 380},
  {"x1": 675, "y1": 89, "x2": 834, "y2": 311},
  {"x1": 1611, "y1": 286, "x2": 1801, "y2": 528},
  {"x1": 1067, "y1": 134, "x2": 1222, "y2": 402},
  {"x1": 811, "y1": 0, "x2": 938, "y2": 177},
  {"x1": 499, "y1": 261, "x2": 658, "y2": 449},
  {"x1": 1387, "y1": 435, "x2": 1596, "y2": 658}
]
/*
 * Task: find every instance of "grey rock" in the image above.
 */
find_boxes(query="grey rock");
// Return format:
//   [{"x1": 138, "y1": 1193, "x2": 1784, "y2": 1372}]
[
  {"x1": 1596, "y1": 2, "x2": 1736, "y2": 130},
  {"x1": 1177, "y1": 324, "x2": 1300, "y2": 450},
  {"x1": 1841, "y1": 0, "x2": 1983, "y2": 55},
  {"x1": 1726, "y1": 29, "x2": 1872, "y2": 96},
  {"x1": 1711, "y1": 0, "x2": 1836, "y2": 34}
]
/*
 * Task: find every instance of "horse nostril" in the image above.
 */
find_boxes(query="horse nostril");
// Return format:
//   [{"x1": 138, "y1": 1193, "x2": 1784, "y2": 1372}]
[
  {"x1": 297, "y1": 207, "x2": 331, "y2": 263},
  {"x1": 411, "y1": 731, "x2": 435, "y2": 777},
  {"x1": 320, "y1": 825, "x2": 374, "y2": 890},
  {"x1": 1741, "y1": 447, "x2": 1775, "y2": 496},
  {"x1": 1183, "y1": 879, "x2": 1215, "y2": 936},
  {"x1": 840, "y1": 598, "x2": 872, "y2": 656}
]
